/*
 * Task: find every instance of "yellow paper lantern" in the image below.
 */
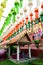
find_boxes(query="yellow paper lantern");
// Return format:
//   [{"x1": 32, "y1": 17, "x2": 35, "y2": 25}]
[
  {"x1": 1, "y1": 0, "x2": 7, "y2": 8},
  {"x1": 38, "y1": 22, "x2": 42, "y2": 29},
  {"x1": 0, "y1": 8, "x2": 3, "y2": 20}
]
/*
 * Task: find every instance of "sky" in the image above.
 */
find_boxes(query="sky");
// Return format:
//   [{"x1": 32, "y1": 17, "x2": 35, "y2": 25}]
[{"x1": 0, "y1": 0, "x2": 43, "y2": 37}]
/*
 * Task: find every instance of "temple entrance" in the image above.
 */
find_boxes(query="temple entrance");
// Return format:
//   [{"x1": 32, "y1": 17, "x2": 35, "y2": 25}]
[
  {"x1": 7, "y1": 45, "x2": 31, "y2": 61},
  {"x1": 7, "y1": 32, "x2": 32, "y2": 61}
]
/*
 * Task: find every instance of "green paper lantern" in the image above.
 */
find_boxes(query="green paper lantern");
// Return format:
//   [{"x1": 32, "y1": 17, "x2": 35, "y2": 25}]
[
  {"x1": 0, "y1": 29, "x2": 3, "y2": 35},
  {"x1": 1, "y1": 23, "x2": 5, "y2": 31},
  {"x1": 13, "y1": 32, "x2": 16, "y2": 37},
  {"x1": 31, "y1": 22, "x2": 33, "y2": 27},
  {"x1": 12, "y1": 15, "x2": 16, "y2": 23},
  {"x1": 1, "y1": 26, "x2": 5, "y2": 32},
  {"x1": 15, "y1": 2, "x2": 19, "y2": 13},
  {"x1": 2, "y1": 23, "x2": 5, "y2": 29},
  {"x1": 4, "y1": 13, "x2": 12, "y2": 25},
  {"x1": 20, "y1": 0, "x2": 23, "y2": 8},
  {"x1": 11, "y1": 8, "x2": 14, "y2": 14},
  {"x1": 17, "y1": 30, "x2": 19, "y2": 34},
  {"x1": 35, "y1": 19, "x2": 39, "y2": 24},
  {"x1": 40, "y1": 12, "x2": 43, "y2": 22},
  {"x1": 19, "y1": 26, "x2": 23, "y2": 32},
  {"x1": 34, "y1": 40, "x2": 40, "y2": 48},
  {"x1": 12, "y1": 9, "x2": 17, "y2": 17},
  {"x1": 41, "y1": 16, "x2": 43, "y2": 22},
  {"x1": 28, "y1": 21, "x2": 31, "y2": 28},
  {"x1": 5, "y1": 16, "x2": 11, "y2": 25},
  {"x1": 8, "y1": 13, "x2": 12, "y2": 17},
  {"x1": 40, "y1": 11, "x2": 43, "y2": 16},
  {"x1": 26, "y1": 24, "x2": 29, "y2": 29},
  {"x1": 3, "y1": 23, "x2": 6, "y2": 27},
  {"x1": 0, "y1": 23, "x2": 6, "y2": 35},
  {"x1": 11, "y1": 7, "x2": 18, "y2": 15},
  {"x1": 15, "y1": 2, "x2": 19, "y2": 8},
  {"x1": 11, "y1": 8, "x2": 17, "y2": 23},
  {"x1": 7, "y1": 32, "x2": 17, "y2": 40}
]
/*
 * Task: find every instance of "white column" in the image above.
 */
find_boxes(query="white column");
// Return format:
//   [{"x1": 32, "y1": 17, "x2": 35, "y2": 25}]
[
  {"x1": 17, "y1": 45, "x2": 19, "y2": 61},
  {"x1": 28, "y1": 46, "x2": 31, "y2": 58}
]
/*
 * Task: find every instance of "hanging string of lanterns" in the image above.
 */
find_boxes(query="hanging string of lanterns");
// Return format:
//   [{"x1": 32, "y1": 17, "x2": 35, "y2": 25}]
[
  {"x1": 36, "y1": 0, "x2": 40, "y2": 7},
  {"x1": 0, "y1": 0, "x2": 8, "y2": 20},
  {"x1": 0, "y1": 0, "x2": 43, "y2": 41},
  {"x1": 40, "y1": 3, "x2": 43, "y2": 34},
  {"x1": 0, "y1": 0, "x2": 23, "y2": 36},
  {"x1": 3, "y1": 2, "x2": 43, "y2": 41}
]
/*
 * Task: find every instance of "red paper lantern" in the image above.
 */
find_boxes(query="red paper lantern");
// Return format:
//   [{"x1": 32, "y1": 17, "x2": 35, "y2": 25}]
[
  {"x1": 41, "y1": 3, "x2": 43, "y2": 9},
  {"x1": 34, "y1": 8, "x2": 39, "y2": 19},
  {"x1": 30, "y1": 12, "x2": 33, "y2": 22}
]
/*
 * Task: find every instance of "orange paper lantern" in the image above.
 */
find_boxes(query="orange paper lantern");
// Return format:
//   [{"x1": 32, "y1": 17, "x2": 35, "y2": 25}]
[
  {"x1": 25, "y1": 17, "x2": 28, "y2": 24},
  {"x1": 30, "y1": 12, "x2": 33, "y2": 22},
  {"x1": 34, "y1": 8, "x2": 39, "y2": 19}
]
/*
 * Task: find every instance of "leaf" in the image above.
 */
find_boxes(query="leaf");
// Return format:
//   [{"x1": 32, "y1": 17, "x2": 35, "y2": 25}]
[{"x1": 34, "y1": 40, "x2": 40, "y2": 48}]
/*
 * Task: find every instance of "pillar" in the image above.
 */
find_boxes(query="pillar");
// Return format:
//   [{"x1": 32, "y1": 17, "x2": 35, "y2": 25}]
[
  {"x1": 28, "y1": 46, "x2": 31, "y2": 58},
  {"x1": 8, "y1": 46, "x2": 10, "y2": 58},
  {"x1": 17, "y1": 45, "x2": 19, "y2": 61}
]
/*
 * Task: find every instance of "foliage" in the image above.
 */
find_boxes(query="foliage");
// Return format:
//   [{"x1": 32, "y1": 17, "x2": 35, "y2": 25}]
[
  {"x1": 0, "y1": 59, "x2": 43, "y2": 65},
  {"x1": 34, "y1": 40, "x2": 40, "y2": 48},
  {"x1": 39, "y1": 53, "x2": 43, "y2": 59},
  {"x1": 31, "y1": 59, "x2": 43, "y2": 65},
  {"x1": 10, "y1": 45, "x2": 17, "y2": 54},
  {"x1": 0, "y1": 59, "x2": 16, "y2": 65}
]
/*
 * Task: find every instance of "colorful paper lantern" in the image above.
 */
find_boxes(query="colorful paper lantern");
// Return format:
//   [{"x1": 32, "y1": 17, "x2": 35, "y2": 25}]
[
  {"x1": 1, "y1": 0, "x2": 7, "y2": 8},
  {"x1": 20, "y1": 0, "x2": 23, "y2": 8},
  {"x1": 15, "y1": 1, "x2": 19, "y2": 13},
  {"x1": 40, "y1": 3, "x2": 43, "y2": 22},
  {"x1": 30, "y1": 12, "x2": 33, "y2": 22},
  {"x1": 0, "y1": 8, "x2": 3, "y2": 20},
  {"x1": 34, "y1": 8, "x2": 39, "y2": 19},
  {"x1": 25, "y1": 17, "x2": 28, "y2": 24}
]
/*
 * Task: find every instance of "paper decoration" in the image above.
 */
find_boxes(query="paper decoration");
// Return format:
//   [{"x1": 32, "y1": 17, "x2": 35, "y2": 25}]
[
  {"x1": 35, "y1": 19, "x2": 39, "y2": 24},
  {"x1": 28, "y1": 0, "x2": 33, "y2": 13},
  {"x1": 36, "y1": 0, "x2": 40, "y2": 7},
  {"x1": 20, "y1": 0, "x2": 23, "y2": 8},
  {"x1": 15, "y1": 1, "x2": 19, "y2": 13},
  {"x1": 38, "y1": 28, "x2": 42, "y2": 36},
  {"x1": 7, "y1": 32, "x2": 16, "y2": 40},
  {"x1": 0, "y1": 8, "x2": 3, "y2": 20},
  {"x1": 30, "y1": 12, "x2": 33, "y2": 22},
  {"x1": 5, "y1": 15, "x2": 12, "y2": 25},
  {"x1": 25, "y1": 17, "x2": 28, "y2": 24},
  {"x1": 34, "y1": 8, "x2": 39, "y2": 19},
  {"x1": 40, "y1": 3, "x2": 43, "y2": 22},
  {"x1": 0, "y1": 23, "x2": 6, "y2": 35},
  {"x1": 0, "y1": 0, "x2": 23, "y2": 36},
  {"x1": 19, "y1": 27, "x2": 23, "y2": 32},
  {"x1": 1, "y1": 0, "x2": 7, "y2": 8},
  {"x1": 38, "y1": 22, "x2": 42, "y2": 29},
  {"x1": 0, "y1": 0, "x2": 8, "y2": 20},
  {"x1": 12, "y1": 15, "x2": 16, "y2": 23},
  {"x1": 2, "y1": 1, "x2": 43, "y2": 41}
]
